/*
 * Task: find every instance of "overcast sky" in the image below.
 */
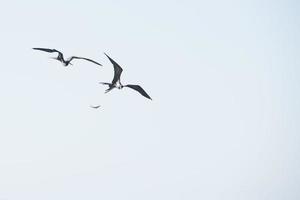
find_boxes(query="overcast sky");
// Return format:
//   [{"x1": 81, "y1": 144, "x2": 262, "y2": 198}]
[{"x1": 0, "y1": 0, "x2": 299, "y2": 199}]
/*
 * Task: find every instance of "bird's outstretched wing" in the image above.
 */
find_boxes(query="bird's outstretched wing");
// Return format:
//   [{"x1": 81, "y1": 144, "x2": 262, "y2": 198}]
[
  {"x1": 33, "y1": 48, "x2": 63, "y2": 57},
  {"x1": 104, "y1": 53, "x2": 123, "y2": 85},
  {"x1": 69, "y1": 56, "x2": 102, "y2": 66},
  {"x1": 124, "y1": 84, "x2": 152, "y2": 100},
  {"x1": 90, "y1": 105, "x2": 101, "y2": 109}
]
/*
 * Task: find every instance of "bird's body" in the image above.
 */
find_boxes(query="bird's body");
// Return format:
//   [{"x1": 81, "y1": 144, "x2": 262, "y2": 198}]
[
  {"x1": 33, "y1": 48, "x2": 102, "y2": 67},
  {"x1": 100, "y1": 53, "x2": 152, "y2": 100}
]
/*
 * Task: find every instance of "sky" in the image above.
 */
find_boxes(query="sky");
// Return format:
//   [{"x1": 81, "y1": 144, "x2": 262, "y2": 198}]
[{"x1": 0, "y1": 0, "x2": 299, "y2": 199}]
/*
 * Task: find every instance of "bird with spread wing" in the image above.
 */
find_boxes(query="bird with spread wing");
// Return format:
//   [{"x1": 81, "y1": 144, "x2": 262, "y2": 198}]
[
  {"x1": 99, "y1": 53, "x2": 152, "y2": 100},
  {"x1": 33, "y1": 48, "x2": 102, "y2": 67}
]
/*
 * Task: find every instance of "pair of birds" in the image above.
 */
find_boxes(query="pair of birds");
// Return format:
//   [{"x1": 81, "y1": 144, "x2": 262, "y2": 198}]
[{"x1": 33, "y1": 48, "x2": 152, "y2": 108}]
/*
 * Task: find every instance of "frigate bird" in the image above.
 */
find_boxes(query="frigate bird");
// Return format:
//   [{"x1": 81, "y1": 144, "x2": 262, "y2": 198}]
[
  {"x1": 99, "y1": 53, "x2": 152, "y2": 100},
  {"x1": 33, "y1": 48, "x2": 102, "y2": 67}
]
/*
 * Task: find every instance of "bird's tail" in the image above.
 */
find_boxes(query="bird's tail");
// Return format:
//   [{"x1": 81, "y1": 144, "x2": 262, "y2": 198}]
[
  {"x1": 105, "y1": 87, "x2": 115, "y2": 93},
  {"x1": 99, "y1": 82, "x2": 111, "y2": 86},
  {"x1": 99, "y1": 82, "x2": 114, "y2": 93}
]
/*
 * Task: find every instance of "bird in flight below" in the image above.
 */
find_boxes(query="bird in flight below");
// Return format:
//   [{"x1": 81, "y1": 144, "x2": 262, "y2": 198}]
[
  {"x1": 99, "y1": 53, "x2": 152, "y2": 100},
  {"x1": 33, "y1": 48, "x2": 102, "y2": 67},
  {"x1": 90, "y1": 105, "x2": 101, "y2": 109}
]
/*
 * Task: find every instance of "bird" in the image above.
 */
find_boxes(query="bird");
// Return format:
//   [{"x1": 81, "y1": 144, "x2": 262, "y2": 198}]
[
  {"x1": 90, "y1": 105, "x2": 101, "y2": 109},
  {"x1": 33, "y1": 48, "x2": 102, "y2": 67},
  {"x1": 99, "y1": 53, "x2": 152, "y2": 100}
]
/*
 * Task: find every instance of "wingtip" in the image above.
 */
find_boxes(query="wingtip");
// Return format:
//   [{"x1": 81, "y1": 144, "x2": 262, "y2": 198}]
[{"x1": 103, "y1": 52, "x2": 109, "y2": 57}]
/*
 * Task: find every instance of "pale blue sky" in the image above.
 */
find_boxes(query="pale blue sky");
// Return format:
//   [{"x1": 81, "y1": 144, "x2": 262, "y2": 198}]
[{"x1": 0, "y1": 0, "x2": 299, "y2": 199}]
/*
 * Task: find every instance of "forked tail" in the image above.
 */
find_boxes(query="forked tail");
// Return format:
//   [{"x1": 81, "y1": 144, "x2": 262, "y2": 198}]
[{"x1": 99, "y1": 82, "x2": 115, "y2": 93}]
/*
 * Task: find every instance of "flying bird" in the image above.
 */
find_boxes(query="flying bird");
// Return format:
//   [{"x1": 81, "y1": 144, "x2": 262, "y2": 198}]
[
  {"x1": 90, "y1": 105, "x2": 101, "y2": 109},
  {"x1": 99, "y1": 53, "x2": 152, "y2": 100},
  {"x1": 33, "y1": 48, "x2": 102, "y2": 67}
]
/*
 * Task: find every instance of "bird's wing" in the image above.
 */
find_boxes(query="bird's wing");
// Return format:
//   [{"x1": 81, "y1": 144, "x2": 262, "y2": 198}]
[
  {"x1": 33, "y1": 48, "x2": 63, "y2": 59},
  {"x1": 69, "y1": 56, "x2": 102, "y2": 66},
  {"x1": 124, "y1": 84, "x2": 152, "y2": 100},
  {"x1": 33, "y1": 48, "x2": 62, "y2": 54},
  {"x1": 104, "y1": 53, "x2": 123, "y2": 85}
]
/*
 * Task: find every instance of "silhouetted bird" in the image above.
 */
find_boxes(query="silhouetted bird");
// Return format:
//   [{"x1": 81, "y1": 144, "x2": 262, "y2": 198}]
[
  {"x1": 100, "y1": 53, "x2": 152, "y2": 100},
  {"x1": 90, "y1": 105, "x2": 101, "y2": 109},
  {"x1": 33, "y1": 48, "x2": 102, "y2": 67}
]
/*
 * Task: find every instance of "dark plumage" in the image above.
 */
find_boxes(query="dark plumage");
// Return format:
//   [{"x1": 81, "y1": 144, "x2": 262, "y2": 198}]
[
  {"x1": 124, "y1": 84, "x2": 152, "y2": 100},
  {"x1": 33, "y1": 48, "x2": 102, "y2": 67},
  {"x1": 100, "y1": 53, "x2": 152, "y2": 100}
]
